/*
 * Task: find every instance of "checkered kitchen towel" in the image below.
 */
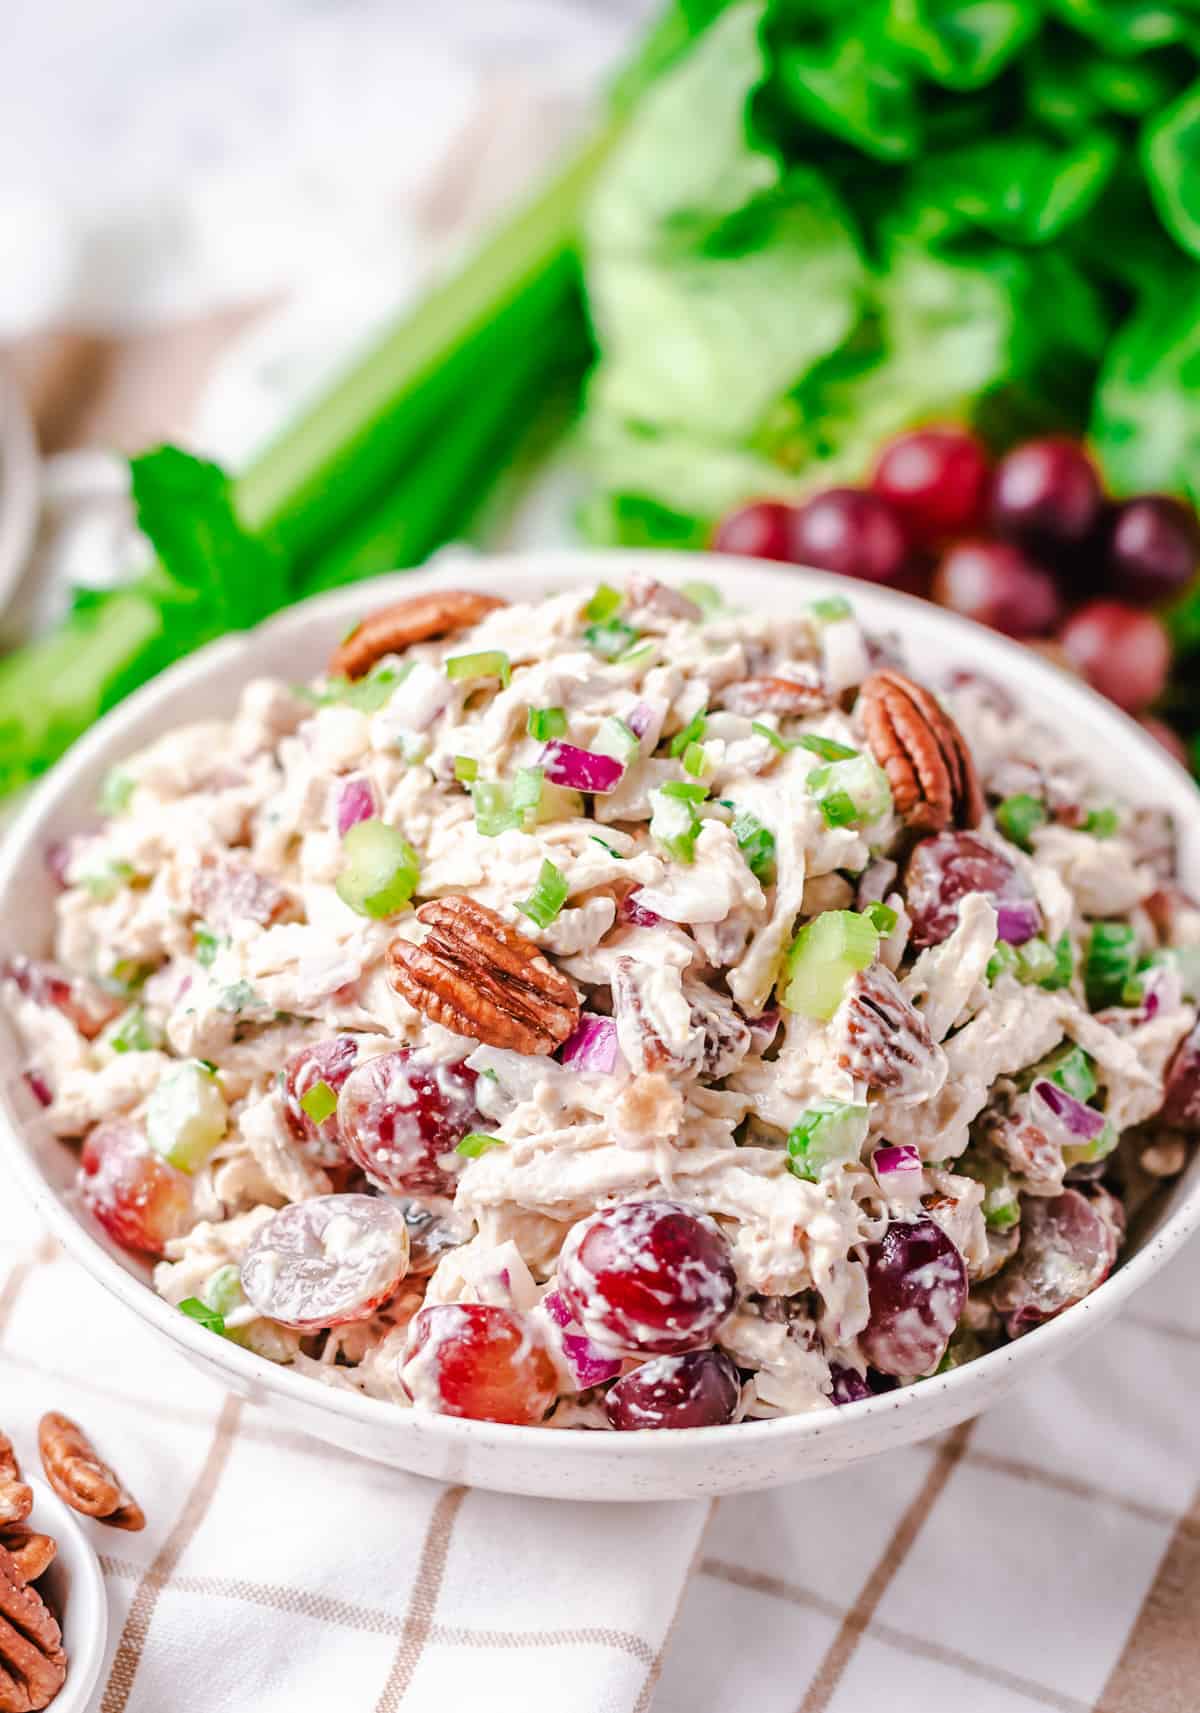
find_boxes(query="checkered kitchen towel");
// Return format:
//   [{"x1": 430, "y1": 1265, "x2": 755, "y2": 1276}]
[{"x1": 1, "y1": 1183, "x2": 1197, "y2": 1713}]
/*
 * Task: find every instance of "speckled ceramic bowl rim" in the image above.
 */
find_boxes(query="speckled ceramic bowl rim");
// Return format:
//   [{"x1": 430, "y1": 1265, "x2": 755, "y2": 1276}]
[{"x1": 2, "y1": 549, "x2": 1198, "y2": 1471}]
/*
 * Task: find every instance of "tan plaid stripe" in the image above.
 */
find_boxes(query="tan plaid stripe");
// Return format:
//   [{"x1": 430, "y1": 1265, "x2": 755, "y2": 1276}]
[
  {"x1": 375, "y1": 1485, "x2": 467, "y2": 1711},
  {"x1": 1095, "y1": 1482, "x2": 1200, "y2": 1713},
  {"x1": 796, "y1": 1420, "x2": 975, "y2": 1712},
  {"x1": 0, "y1": 1232, "x2": 57, "y2": 1336}
]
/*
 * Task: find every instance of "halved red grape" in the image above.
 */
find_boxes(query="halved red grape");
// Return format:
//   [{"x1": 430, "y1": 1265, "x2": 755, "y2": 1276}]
[
  {"x1": 240, "y1": 1194, "x2": 410, "y2": 1331},
  {"x1": 828, "y1": 1361, "x2": 873, "y2": 1405},
  {"x1": 905, "y1": 831, "x2": 1040, "y2": 948},
  {"x1": 558, "y1": 1200, "x2": 737, "y2": 1355},
  {"x1": 605, "y1": 1349, "x2": 740, "y2": 1430},
  {"x1": 337, "y1": 1050, "x2": 482, "y2": 1194},
  {"x1": 1058, "y1": 601, "x2": 1171, "y2": 713},
  {"x1": 990, "y1": 437, "x2": 1102, "y2": 551},
  {"x1": 1161, "y1": 1021, "x2": 1200, "y2": 1128},
  {"x1": 788, "y1": 488, "x2": 910, "y2": 586},
  {"x1": 80, "y1": 1120, "x2": 193, "y2": 1258},
  {"x1": 990, "y1": 1188, "x2": 1121, "y2": 1337},
  {"x1": 401, "y1": 1302, "x2": 558, "y2": 1425},
  {"x1": 932, "y1": 540, "x2": 1061, "y2": 638},
  {"x1": 860, "y1": 1217, "x2": 967, "y2": 1377},
  {"x1": 1105, "y1": 495, "x2": 1200, "y2": 605},
  {"x1": 3, "y1": 956, "x2": 122, "y2": 1040},
  {"x1": 281, "y1": 1035, "x2": 360, "y2": 1168},
  {"x1": 712, "y1": 500, "x2": 797, "y2": 562},
  {"x1": 871, "y1": 426, "x2": 990, "y2": 542}
]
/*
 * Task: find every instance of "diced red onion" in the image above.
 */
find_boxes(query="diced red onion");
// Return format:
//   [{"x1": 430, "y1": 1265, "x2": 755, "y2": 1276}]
[
  {"x1": 336, "y1": 776, "x2": 378, "y2": 836},
  {"x1": 1140, "y1": 963, "x2": 1183, "y2": 1021},
  {"x1": 996, "y1": 901, "x2": 1043, "y2": 945},
  {"x1": 1032, "y1": 1079, "x2": 1107, "y2": 1141},
  {"x1": 541, "y1": 1288, "x2": 623, "y2": 1388},
  {"x1": 24, "y1": 1069, "x2": 52, "y2": 1108},
  {"x1": 540, "y1": 740, "x2": 625, "y2": 794},
  {"x1": 626, "y1": 702, "x2": 654, "y2": 739},
  {"x1": 620, "y1": 888, "x2": 662, "y2": 927},
  {"x1": 873, "y1": 1144, "x2": 922, "y2": 1197},
  {"x1": 561, "y1": 1013, "x2": 622, "y2": 1074}
]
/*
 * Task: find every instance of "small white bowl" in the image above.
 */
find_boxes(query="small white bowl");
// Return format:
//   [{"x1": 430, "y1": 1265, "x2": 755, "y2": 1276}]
[
  {"x1": 2, "y1": 550, "x2": 1199, "y2": 1501},
  {"x1": 24, "y1": 1476, "x2": 109, "y2": 1713}
]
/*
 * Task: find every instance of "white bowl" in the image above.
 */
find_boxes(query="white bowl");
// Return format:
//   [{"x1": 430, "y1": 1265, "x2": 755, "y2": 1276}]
[
  {"x1": 2, "y1": 550, "x2": 1198, "y2": 1501},
  {"x1": 25, "y1": 1475, "x2": 109, "y2": 1713}
]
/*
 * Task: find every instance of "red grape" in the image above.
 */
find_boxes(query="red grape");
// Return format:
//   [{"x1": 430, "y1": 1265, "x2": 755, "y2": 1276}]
[
  {"x1": 871, "y1": 426, "x2": 990, "y2": 542},
  {"x1": 990, "y1": 437, "x2": 1103, "y2": 551},
  {"x1": 905, "y1": 831, "x2": 1040, "y2": 948},
  {"x1": 1058, "y1": 600, "x2": 1171, "y2": 713},
  {"x1": 1161, "y1": 1021, "x2": 1200, "y2": 1128},
  {"x1": 80, "y1": 1121, "x2": 193, "y2": 1258},
  {"x1": 240, "y1": 1194, "x2": 411, "y2": 1331},
  {"x1": 337, "y1": 1050, "x2": 482, "y2": 1194},
  {"x1": 932, "y1": 540, "x2": 1062, "y2": 638},
  {"x1": 402, "y1": 1302, "x2": 558, "y2": 1425},
  {"x1": 558, "y1": 1200, "x2": 737, "y2": 1355},
  {"x1": 281, "y1": 1036, "x2": 360, "y2": 1168},
  {"x1": 990, "y1": 1188, "x2": 1121, "y2": 1337},
  {"x1": 828, "y1": 1362, "x2": 874, "y2": 1405},
  {"x1": 860, "y1": 1217, "x2": 967, "y2": 1377},
  {"x1": 1105, "y1": 495, "x2": 1200, "y2": 605},
  {"x1": 605, "y1": 1350, "x2": 740, "y2": 1430},
  {"x1": 788, "y1": 488, "x2": 910, "y2": 586},
  {"x1": 712, "y1": 500, "x2": 796, "y2": 562}
]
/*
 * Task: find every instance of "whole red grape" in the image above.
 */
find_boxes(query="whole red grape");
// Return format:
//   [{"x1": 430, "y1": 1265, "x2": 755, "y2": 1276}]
[
  {"x1": 870, "y1": 426, "x2": 990, "y2": 542},
  {"x1": 605, "y1": 1350, "x2": 741, "y2": 1430},
  {"x1": 1058, "y1": 600, "x2": 1171, "y2": 713},
  {"x1": 990, "y1": 437, "x2": 1103, "y2": 551},
  {"x1": 787, "y1": 488, "x2": 910, "y2": 585},
  {"x1": 712, "y1": 501, "x2": 796, "y2": 562},
  {"x1": 932, "y1": 540, "x2": 1062, "y2": 638},
  {"x1": 80, "y1": 1121, "x2": 193, "y2": 1258},
  {"x1": 1105, "y1": 495, "x2": 1200, "y2": 605},
  {"x1": 402, "y1": 1303, "x2": 558, "y2": 1425}
]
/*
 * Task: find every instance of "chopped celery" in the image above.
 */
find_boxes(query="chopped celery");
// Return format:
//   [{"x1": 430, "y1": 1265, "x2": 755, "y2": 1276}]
[
  {"x1": 781, "y1": 910, "x2": 882, "y2": 1018},
  {"x1": 527, "y1": 706, "x2": 567, "y2": 741},
  {"x1": 179, "y1": 1298, "x2": 225, "y2": 1336},
  {"x1": 786, "y1": 1100, "x2": 869, "y2": 1180},
  {"x1": 669, "y1": 709, "x2": 707, "y2": 757},
  {"x1": 1084, "y1": 807, "x2": 1120, "y2": 838},
  {"x1": 682, "y1": 741, "x2": 710, "y2": 778},
  {"x1": 995, "y1": 793, "x2": 1048, "y2": 850},
  {"x1": 109, "y1": 1006, "x2": 159, "y2": 1055},
  {"x1": 457, "y1": 1132, "x2": 506, "y2": 1158},
  {"x1": 193, "y1": 926, "x2": 221, "y2": 967},
  {"x1": 446, "y1": 650, "x2": 511, "y2": 688},
  {"x1": 957, "y1": 1149, "x2": 1021, "y2": 1230},
  {"x1": 1085, "y1": 922, "x2": 1139, "y2": 1009},
  {"x1": 99, "y1": 770, "x2": 134, "y2": 816},
  {"x1": 592, "y1": 715, "x2": 640, "y2": 762},
  {"x1": 204, "y1": 1264, "x2": 245, "y2": 1319},
  {"x1": 650, "y1": 787, "x2": 701, "y2": 863},
  {"x1": 808, "y1": 755, "x2": 892, "y2": 828},
  {"x1": 471, "y1": 781, "x2": 516, "y2": 837},
  {"x1": 1032, "y1": 1041, "x2": 1098, "y2": 1102},
  {"x1": 660, "y1": 780, "x2": 708, "y2": 802},
  {"x1": 299, "y1": 1080, "x2": 338, "y2": 1123},
  {"x1": 987, "y1": 941, "x2": 1020, "y2": 983},
  {"x1": 335, "y1": 819, "x2": 421, "y2": 917},
  {"x1": 584, "y1": 619, "x2": 638, "y2": 658},
  {"x1": 518, "y1": 859, "x2": 570, "y2": 929},
  {"x1": 146, "y1": 1060, "x2": 228, "y2": 1173},
  {"x1": 454, "y1": 755, "x2": 479, "y2": 783},
  {"x1": 81, "y1": 861, "x2": 134, "y2": 902},
  {"x1": 511, "y1": 766, "x2": 544, "y2": 827},
  {"x1": 1041, "y1": 934, "x2": 1075, "y2": 991},
  {"x1": 1015, "y1": 937, "x2": 1059, "y2": 984},
  {"x1": 810, "y1": 596, "x2": 853, "y2": 623},
  {"x1": 796, "y1": 733, "x2": 858, "y2": 762},
  {"x1": 731, "y1": 807, "x2": 776, "y2": 882},
  {"x1": 681, "y1": 580, "x2": 722, "y2": 614},
  {"x1": 864, "y1": 901, "x2": 898, "y2": 935},
  {"x1": 585, "y1": 584, "x2": 623, "y2": 622}
]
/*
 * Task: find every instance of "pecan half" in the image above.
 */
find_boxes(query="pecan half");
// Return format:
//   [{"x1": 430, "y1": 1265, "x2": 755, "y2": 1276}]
[
  {"x1": 329, "y1": 590, "x2": 507, "y2": 681},
  {"x1": 0, "y1": 1533, "x2": 54, "y2": 1589},
  {"x1": 716, "y1": 675, "x2": 828, "y2": 717},
  {"x1": 38, "y1": 1414, "x2": 144, "y2": 1532},
  {"x1": 0, "y1": 1548, "x2": 66, "y2": 1713},
  {"x1": 0, "y1": 1444, "x2": 29, "y2": 1531},
  {"x1": 388, "y1": 897, "x2": 579, "y2": 1054},
  {"x1": 624, "y1": 575, "x2": 703, "y2": 625},
  {"x1": 832, "y1": 965, "x2": 938, "y2": 1097},
  {"x1": 858, "y1": 670, "x2": 983, "y2": 833}
]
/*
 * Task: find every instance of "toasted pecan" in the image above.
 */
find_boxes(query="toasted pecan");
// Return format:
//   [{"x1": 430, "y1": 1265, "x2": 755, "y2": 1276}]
[
  {"x1": 858, "y1": 670, "x2": 983, "y2": 833},
  {"x1": 832, "y1": 965, "x2": 939, "y2": 1098},
  {"x1": 328, "y1": 591, "x2": 506, "y2": 681},
  {"x1": 0, "y1": 1532, "x2": 54, "y2": 1590},
  {"x1": 388, "y1": 896, "x2": 579, "y2": 1055},
  {"x1": 38, "y1": 1414, "x2": 144, "y2": 1533},
  {"x1": 0, "y1": 1547, "x2": 66, "y2": 1713},
  {"x1": 716, "y1": 676, "x2": 829, "y2": 717},
  {"x1": 0, "y1": 1444, "x2": 29, "y2": 1533}
]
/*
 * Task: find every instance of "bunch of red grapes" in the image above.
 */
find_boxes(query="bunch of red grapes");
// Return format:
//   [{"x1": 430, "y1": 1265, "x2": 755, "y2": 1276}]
[{"x1": 714, "y1": 429, "x2": 1198, "y2": 765}]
